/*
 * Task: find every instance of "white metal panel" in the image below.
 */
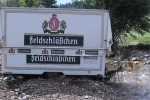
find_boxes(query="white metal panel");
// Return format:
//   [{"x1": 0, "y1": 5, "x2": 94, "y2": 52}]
[
  {"x1": 6, "y1": 13, "x2": 103, "y2": 49},
  {"x1": 6, "y1": 54, "x2": 102, "y2": 70},
  {"x1": 0, "y1": 8, "x2": 112, "y2": 76}
]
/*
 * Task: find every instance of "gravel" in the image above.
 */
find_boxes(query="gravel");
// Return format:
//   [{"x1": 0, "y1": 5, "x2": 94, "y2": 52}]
[
  {"x1": 0, "y1": 50, "x2": 149, "y2": 100},
  {"x1": 0, "y1": 65, "x2": 150, "y2": 100},
  {"x1": 0, "y1": 75, "x2": 117, "y2": 100}
]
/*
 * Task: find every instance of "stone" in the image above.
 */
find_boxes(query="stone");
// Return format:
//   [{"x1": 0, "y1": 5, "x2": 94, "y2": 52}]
[{"x1": 84, "y1": 95, "x2": 89, "y2": 99}]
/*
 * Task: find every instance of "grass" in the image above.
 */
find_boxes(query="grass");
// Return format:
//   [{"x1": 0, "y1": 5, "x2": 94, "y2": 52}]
[{"x1": 127, "y1": 33, "x2": 150, "y2": 45}]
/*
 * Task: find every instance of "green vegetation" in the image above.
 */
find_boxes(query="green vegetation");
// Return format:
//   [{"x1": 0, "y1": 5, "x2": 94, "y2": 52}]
[
  {"x1": 19, "y1": 0, "x2": 40, "y2": 7},
  {"x1": 0, "y1": 0, "x2": 57, "y2": 8},
  {"x1": 41, "y1": 0, "x2": 56, "y2": 8},
  {"x1": 0, "y1": 0, "x2": 150, "y2": 50},
  {"x1": 71, "y1": 0, "x2": 150, "y2": 51},
  {"x1": 127, "y1": 33, "x2": 150, "y2": 45}
]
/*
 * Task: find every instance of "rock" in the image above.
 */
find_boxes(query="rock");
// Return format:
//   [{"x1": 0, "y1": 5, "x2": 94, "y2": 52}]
[
  {"x1": 52, "y1": 93, "x2": 59, "y2": 98},
  {"x1": 22, "y1": 95, "x2": 30, "y2": 100},
  {"x1": 62, "y1": 82, "x2": 65, "y2": 85},
  {"x1": 84, "y1": 95, "x2": 89, "y2": 99},
  {"x1": 144, "y1": 54, "x2": 150, "y2": 57},
  {"x1": 9, "y1": 90, "x2": 14, "y2": 94},
  {"x1": 113, "y1": 61, "x2": 118, "y2": 63},
  {"x1": 4, "y1": 75, "x2": 16, "y2": 81},
  {"x1": 15, "y1": 88, "x2": 20, "y2": 92},
  {"x1": 22, "y1": 93, "x2": 26, "y2": 96},
  {"x1": 145, "y1": 60, "x2": 150, "y2": 64},
  {"x1": 15, "y1": 92, "x2": 19, "y2": 95},
  {"x1": 144, "y1": 58, "x2": 148, "y2": 61},
  {"x1": 3, "y1": 77, "x2": 8, "y2": 81},
  {"x1": 0, "y1": 77, "x2": 3, "y2": 80},
  {"x1": 131, "y1": 57, "x2": 138, "y2": 61},
  {"x1": 94, "y1": 83, "x2": 99, "y2": 86},
  {"x1": 18, "y1": 97, "x2": 23, "y2": 100},
  {"x1": 10, "y1": 96, "x2": 17, "y2": 100}
]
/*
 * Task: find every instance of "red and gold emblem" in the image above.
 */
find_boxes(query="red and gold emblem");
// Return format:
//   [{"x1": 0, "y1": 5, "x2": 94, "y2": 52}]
[
  {"x1": 42, "y1": 14, "x2": 67, "y2": 34},
  {"x1": 49, "y1": 14, "x2": 60, "y2": 32}
]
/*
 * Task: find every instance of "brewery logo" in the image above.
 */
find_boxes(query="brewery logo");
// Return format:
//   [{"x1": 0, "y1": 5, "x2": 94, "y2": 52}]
[
  {"x1": 24, "y1": 14, "x2": 84, "y2": 47},
  {"x1": 42, "y1": 14, "x2": 67, "y2": 34}
]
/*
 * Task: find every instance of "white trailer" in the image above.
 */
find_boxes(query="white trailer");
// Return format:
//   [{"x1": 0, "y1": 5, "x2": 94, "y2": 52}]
[{"x1": 0, "y1": 7, "x2": 112, "y2": 76}]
